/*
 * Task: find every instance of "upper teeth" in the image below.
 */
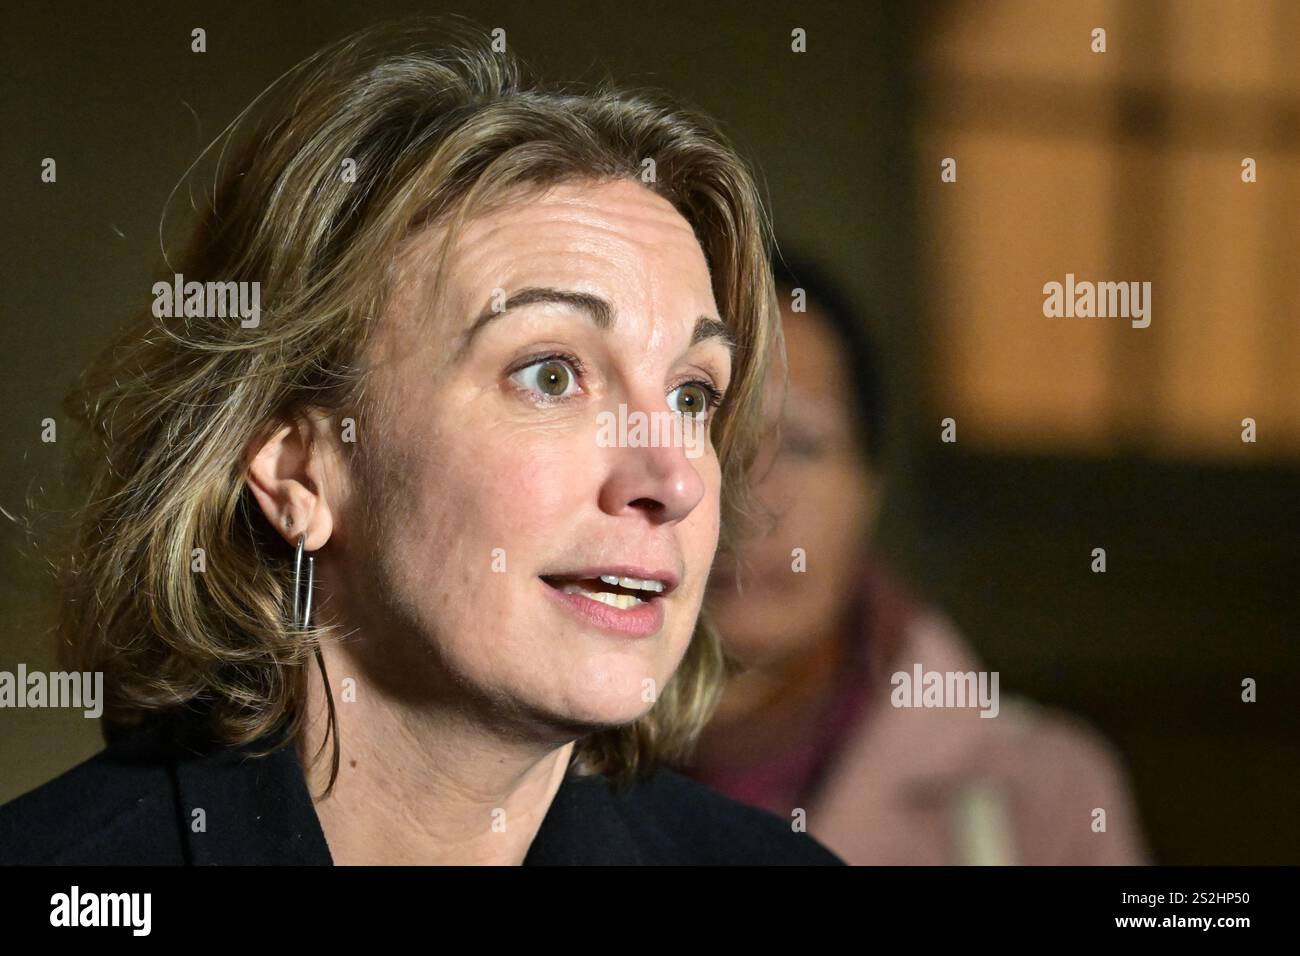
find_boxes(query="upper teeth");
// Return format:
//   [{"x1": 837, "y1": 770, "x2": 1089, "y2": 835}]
[{"x1": 598, "y1": 574, "x2": 665, "y2": 593}]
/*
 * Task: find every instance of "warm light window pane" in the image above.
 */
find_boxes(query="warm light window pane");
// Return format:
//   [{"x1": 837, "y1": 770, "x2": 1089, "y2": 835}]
[
  {"x1": 921, "y1": 130, "x2": 1116, "y2": 451},
  {"x1": 921, "y1": 0, "x2": 1300, "y2": 462}
]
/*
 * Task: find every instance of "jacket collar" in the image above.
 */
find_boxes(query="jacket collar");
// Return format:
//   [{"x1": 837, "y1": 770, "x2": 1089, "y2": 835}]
[
  {"x1": 167, "y1": 711, "x2": 643, "y2": 865},
  {"x1": 523, "y1": 771, "x2": 645, "y2": 865},
  {"x1": 170, "y1": 712, "x2": 332, "y2": 865}
]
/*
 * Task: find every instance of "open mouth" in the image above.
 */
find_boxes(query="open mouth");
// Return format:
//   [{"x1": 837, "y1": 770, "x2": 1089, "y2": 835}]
[
  {"x1": 538, "y1": 568, "x2": 677, "y2": 637},
  {"x1": 539, "y1": 574, "x2": 669, "y2": 609}
]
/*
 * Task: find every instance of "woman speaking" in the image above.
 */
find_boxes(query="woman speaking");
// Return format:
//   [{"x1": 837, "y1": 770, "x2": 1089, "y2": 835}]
[{"x1": 0, "y1": 17, "x2": 841, "y2": 866}]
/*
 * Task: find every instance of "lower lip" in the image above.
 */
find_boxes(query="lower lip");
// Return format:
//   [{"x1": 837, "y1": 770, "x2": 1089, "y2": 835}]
[{"x1": 540, "y1": 579, "x2": 666, "y2": 638}]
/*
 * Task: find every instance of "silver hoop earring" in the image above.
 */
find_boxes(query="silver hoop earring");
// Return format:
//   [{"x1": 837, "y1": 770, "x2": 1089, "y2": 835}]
[{"x1": 292, "y1": 534, "x2": 315, "y2": 630}]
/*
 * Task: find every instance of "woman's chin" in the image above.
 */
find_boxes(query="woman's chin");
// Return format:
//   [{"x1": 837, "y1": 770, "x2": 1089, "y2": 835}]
[{"x1": 541, "y1": 683, "x2": 660, "y2": 730}]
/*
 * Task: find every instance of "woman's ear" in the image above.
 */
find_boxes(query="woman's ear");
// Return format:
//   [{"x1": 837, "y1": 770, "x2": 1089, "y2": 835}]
[{"x1": 245, "y1": 417, "x2": 336, "y2": 551}]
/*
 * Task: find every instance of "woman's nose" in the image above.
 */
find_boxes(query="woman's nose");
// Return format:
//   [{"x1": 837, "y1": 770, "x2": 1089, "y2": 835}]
[{"x1": 596, "y1": 407, "x2": 708, "y2": 524}]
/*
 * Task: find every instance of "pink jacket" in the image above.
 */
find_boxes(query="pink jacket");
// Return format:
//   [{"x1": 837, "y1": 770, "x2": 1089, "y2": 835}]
[
  {"x1": 809, "y1": 608, "x2": 1150, "y2": 865},
  {"x1": 688, "y1": 559, "x2": 1150, "y2": 865}
]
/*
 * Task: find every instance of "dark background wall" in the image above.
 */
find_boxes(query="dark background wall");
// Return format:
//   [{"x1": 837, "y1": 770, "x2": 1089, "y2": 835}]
[{"x1": 1, "y1": 1, "x2": 1295, "y2": 863}]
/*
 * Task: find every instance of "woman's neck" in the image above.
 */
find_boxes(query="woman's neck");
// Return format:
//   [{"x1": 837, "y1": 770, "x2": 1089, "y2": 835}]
[{"x1": 297, "y1": 643, "x2": 575, "y2": 866}]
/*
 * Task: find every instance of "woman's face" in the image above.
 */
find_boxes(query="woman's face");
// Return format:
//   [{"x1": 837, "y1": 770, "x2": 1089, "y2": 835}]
[
  {"x1": 328, "y1": 178, "x2": 733, "y2": 736},
  {"x1": 705, "y1": 300, "x2": 879, "y2": 668}
]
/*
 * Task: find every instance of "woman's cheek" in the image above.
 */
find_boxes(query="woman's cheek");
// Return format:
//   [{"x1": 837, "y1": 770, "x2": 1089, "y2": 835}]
[
  {"x1": 679, "y1": 456, "x2": 723, "y2": 610},
  {"x1": 482, "y1": 427, "x2": 591, "y2": 536},
  {"x1": 699, "y1": 453, "x2": 724, "y2": 534}
]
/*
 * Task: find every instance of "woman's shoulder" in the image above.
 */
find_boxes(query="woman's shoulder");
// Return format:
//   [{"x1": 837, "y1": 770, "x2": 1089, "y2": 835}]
[
  {"x1": 2, "y1": 718, "x2": 847, "y2": 866},
  {"x1": 628, "y1": 766, "x2": 846, "y2": 865},
  {"x1": 534, "y1": 764, "x2": 846, "y2": 865},
  {"x1": 0, "y1": 717, "x2": 185, "y2": 864},
  {"x1": 1, "y1": 710, "x2": 328, "y2": 866}
]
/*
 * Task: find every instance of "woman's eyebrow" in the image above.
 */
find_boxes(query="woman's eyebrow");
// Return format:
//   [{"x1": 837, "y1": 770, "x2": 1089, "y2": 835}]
[
  {"x1": 690, "y1": 317, "x2": 738, "y2": 359},
  {"x1": 455, "y1": 286, "x2": 736, "y2": 360}
]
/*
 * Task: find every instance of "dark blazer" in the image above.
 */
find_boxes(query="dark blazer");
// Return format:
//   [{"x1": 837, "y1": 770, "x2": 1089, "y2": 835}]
[{"x1": 0, "y1": 710, "x2": 844, "y2": 865}]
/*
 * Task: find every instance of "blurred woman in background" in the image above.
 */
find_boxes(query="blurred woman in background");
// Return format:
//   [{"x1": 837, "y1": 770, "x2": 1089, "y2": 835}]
[{"x1": 682, "y1": 253, "x2": 1150, "y2": 865}]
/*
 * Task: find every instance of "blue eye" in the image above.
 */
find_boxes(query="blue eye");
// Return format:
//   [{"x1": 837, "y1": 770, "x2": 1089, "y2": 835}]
[{"x1": 510, "y1": 356, "x2": 582, "y2": 399}]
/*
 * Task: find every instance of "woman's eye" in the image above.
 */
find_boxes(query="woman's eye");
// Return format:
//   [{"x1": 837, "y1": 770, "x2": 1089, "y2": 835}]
[
  {"x1": 667, "y1": 382, "x2": 718, "y2": 419},
  {"x1": 511, "y1": 358, "x2": 580, "y2": 399}
]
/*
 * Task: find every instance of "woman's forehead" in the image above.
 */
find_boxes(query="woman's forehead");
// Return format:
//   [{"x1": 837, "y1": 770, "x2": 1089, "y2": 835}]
[
  {"x1": 388, "y1": 182, "x2": 718, "y2": 338},
  {"x1": 445, "y1": 183, "x2": 707, "y2": 286}
]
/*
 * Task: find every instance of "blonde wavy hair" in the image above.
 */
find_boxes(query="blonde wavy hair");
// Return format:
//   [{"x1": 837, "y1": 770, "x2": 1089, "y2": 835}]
[{"x1": 57, "y1": 15, "x2": 781, "y2": 794}]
